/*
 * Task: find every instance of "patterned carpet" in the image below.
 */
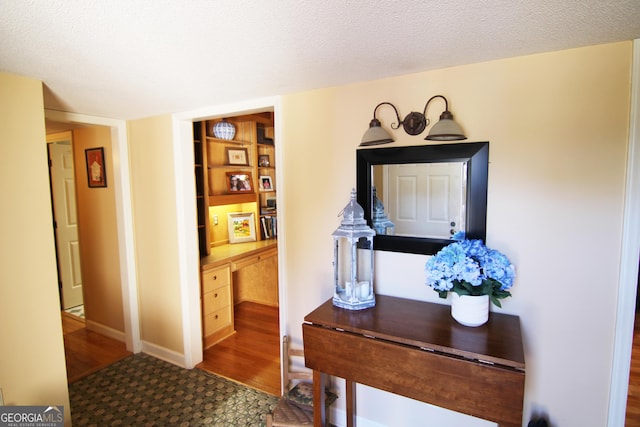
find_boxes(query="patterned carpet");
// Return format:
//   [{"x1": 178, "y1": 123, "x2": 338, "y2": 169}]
[{"x1": 69, "y1": 353, "x2": 279, "y2": 426}]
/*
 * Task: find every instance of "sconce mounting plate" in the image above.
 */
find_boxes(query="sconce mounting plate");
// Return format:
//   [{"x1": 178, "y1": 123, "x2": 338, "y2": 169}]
[{"x1": 402, "y1": 112, "x2": 427, "y2": 135}]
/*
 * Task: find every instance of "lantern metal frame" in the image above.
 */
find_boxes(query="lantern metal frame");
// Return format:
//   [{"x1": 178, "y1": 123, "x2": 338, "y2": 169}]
[{"x1": 332, "y1": 190, "x2": 376, "y2": 310}]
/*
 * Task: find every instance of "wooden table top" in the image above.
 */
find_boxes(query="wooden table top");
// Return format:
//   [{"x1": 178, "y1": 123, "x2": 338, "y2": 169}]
[{"x1": 304, "y1": 294, "x2": 525, "y2": 369}]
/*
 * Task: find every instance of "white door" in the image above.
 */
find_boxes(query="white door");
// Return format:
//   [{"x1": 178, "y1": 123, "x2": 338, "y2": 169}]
[
  {"x1": 49, "y1": 141, "x2": 84, "y2": 309},
  {"x1": 386, "y1": 162, "x2": 465, "y2": 238}
]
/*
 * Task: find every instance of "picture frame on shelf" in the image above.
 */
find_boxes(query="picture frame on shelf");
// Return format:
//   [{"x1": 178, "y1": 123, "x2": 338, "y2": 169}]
[
  {"x1": 259, "y1": 175, "x2": 274, "y2": 191},
  {"x1": 226, "y1": 172, "x2": 254, "y2": 193},
  {"x1": 227, "y1": 212, "x2": 257, "y2": 243},
  {"x1": 226, "y1": 147, "x2": 250, "y2": 166},
  {"x1": 258, "y1": 154, "x2": 270, "y2": 167},
  {"x1": 85, "y1": 147, "x2": 107, "y2": 188}
]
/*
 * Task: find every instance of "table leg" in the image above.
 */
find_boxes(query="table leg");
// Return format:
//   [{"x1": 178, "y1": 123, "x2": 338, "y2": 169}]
[
  {"x1": 346, "y1": 379, "x2": 356, "y2": 427},
  {"x1": 313, "y1": 370, "x2": 326, "y2": 427}
]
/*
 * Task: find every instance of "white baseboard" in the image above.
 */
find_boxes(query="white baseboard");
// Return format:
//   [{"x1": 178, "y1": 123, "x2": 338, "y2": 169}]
[
  {"x1": 141, "y1": 340, "x2": 186, "y2": 367},
  {"x1": 85, "y1": 320, "x2": 125, "y2": 342}
]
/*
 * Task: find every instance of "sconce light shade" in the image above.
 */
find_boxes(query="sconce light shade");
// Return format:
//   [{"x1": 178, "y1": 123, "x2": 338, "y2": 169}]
[
  {"x1": 360, "y1": 95, "x2": 466, "y2": 145},
  {"x1": 361, "y1": 118, "x2": 394, "y2": 146},
  {"x1": 425, "y1": 111, "x2": 467, "y2": 141}
]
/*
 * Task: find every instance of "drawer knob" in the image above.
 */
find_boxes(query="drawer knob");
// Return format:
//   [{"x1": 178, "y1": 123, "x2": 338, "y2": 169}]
[
  {"x1": 214, "y1": 314, "x2": 219, "y2": 320},
  {"x1": 213, "y1": 275, "x2": 217, "y2": 280},
  {"x1": 214, "y1": 293, "x2": 218, "y2": 298}
]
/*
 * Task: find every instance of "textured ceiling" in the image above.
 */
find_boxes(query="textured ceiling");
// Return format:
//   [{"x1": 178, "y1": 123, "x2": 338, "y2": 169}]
[{"x1": 2, "y1": 0, "x2": 640, "y2": 120}]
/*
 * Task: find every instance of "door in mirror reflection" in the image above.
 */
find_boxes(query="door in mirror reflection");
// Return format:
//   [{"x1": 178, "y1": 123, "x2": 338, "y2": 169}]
[{"x1": 373, "y1": 162, "x2": 467, "y2": 239}]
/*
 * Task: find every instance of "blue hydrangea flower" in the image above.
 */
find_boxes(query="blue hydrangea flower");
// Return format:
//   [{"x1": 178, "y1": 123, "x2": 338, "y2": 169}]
[{"x1": 425, "y1": 239, "x2": 516, "y2": 306}]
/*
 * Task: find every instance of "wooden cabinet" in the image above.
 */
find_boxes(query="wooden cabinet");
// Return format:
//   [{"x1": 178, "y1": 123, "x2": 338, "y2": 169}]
[
  {"x1": 233, "y1": 246, "x2": 278, "y2": 307},
  {"x1": 200, "y1": 241, "x2": 279, "y2": 346},
  {"x1": 201, "y1": 264, "x2": 234, "y2": 348}
]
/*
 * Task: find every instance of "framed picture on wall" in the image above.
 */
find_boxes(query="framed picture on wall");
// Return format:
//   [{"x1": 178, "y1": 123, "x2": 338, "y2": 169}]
[
  {"x1": 227, "y1": 212, "x2": 256, "y2": 243},
  {"x1": 85, "y1": 147, "x2": 107, "y2": 188}
]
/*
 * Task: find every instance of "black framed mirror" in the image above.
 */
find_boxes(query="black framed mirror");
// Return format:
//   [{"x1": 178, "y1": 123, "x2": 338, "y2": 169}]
[{"x1": 356, "y1": 142, "x2": 489, "y2": 255}]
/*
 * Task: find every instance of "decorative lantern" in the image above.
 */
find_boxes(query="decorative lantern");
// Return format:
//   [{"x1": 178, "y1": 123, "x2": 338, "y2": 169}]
[
  {"x1": 371, "y1": 187, "x2": 395, "y2": 235},
  {"x1": 332, "y1": 189, "x2": 376, "y2": 310}
]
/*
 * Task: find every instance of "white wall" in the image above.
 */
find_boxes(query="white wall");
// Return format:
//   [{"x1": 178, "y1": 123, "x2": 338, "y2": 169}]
[{"x1": 279, "y1": 42, "x2": 632, "y2": 426}]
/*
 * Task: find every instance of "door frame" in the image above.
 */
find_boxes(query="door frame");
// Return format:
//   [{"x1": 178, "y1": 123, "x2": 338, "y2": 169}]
[
  {"x1": 172, "y1": 96, "x2": 285, "y2": 369},
  {"x1": 44, "y1": 109, "x2": 141, "y2": 353},
  {"x1": 609, "y1": 38, "x2": 640, "y2": 426}
]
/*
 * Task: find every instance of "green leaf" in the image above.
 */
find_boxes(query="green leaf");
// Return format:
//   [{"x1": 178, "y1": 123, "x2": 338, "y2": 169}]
[
  {"x1": 453, "y1": 287, "x2": 471, "y2": 296},
  {"x1": 491, "y1": 295, "x2": 502, "y2": 308}
]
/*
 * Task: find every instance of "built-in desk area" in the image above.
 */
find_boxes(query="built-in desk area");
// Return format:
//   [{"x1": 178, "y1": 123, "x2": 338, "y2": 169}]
[
  {"x1": 303, "y1": 295, "x2": 525, "y2": 427},
  {"x1": 200, "y1": 240, "x2": 278, "y2": 347},
  {"x1": 201, "y1": 240, "x2": 278, "y2": 270}
]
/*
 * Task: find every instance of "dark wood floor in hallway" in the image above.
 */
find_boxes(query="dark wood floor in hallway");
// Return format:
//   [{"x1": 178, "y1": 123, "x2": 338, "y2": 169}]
[
  {"x1": 197, "y1": 301, "x2": 281, "y2": 396},
  {"x1": 62, "y1": 312, "x2": 131, "y2": 383},
  {"x1": 627, "y1": 312, "x2": 640, "y2": 426}
]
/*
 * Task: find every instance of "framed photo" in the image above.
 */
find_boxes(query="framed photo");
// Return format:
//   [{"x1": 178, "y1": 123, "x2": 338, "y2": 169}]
[
  {"x1": 226, "y1": 172, "x2": 254, "y2": 193},
  {"x1": 226, "y1": 147, "x2": 249, "y2": 166},
  {"x1": 259, "y1": 175, "x2": 274, "y2": 191},
  {"x1": 258, "y1": 154, "x2": 270, "y2": 167},
  {"x1": 85, "y1": 147, "x2": 107, "y2": 188},
  {"x1": 227, "y1": 212, "x2": 256, "y2": 243}
]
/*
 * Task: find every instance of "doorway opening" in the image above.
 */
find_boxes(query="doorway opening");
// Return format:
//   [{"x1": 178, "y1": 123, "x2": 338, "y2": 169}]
[
  {"x1": 191, "y1": 112, "x2": 281, "y2": 395},
  {"x1": 45, "y1": 117, "x2": 136, "y2": 384}
]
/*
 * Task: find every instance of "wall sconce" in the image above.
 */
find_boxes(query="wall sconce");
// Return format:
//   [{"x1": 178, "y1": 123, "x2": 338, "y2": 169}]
[{"x1": 360, "y1": 95, "x2": 467, "y2": 146}]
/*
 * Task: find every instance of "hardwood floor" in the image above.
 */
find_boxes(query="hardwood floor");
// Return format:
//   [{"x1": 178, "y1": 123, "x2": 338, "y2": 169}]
[
  {"x1": 628, "y1": 312, "x2": 640, "y2": 425},
  {"x1": 61, "y1": 312, "x2": 132, "y2": 383},
  {"x1": 197, "y1": 301, "x2": 281, "y2": 396}
]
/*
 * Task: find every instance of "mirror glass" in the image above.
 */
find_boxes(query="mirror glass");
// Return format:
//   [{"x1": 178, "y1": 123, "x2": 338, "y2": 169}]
[
  {"x1": 372, "y1": 162, "x2": 467, "y2": 239},
  {"x1": 356, "y1": 142, "x2": 488, "y2": 255}
]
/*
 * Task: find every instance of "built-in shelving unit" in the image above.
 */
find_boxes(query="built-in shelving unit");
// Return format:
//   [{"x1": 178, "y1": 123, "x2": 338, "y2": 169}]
[{"x1": 193, "y1": 113, "x2": 276, "y2": 256}]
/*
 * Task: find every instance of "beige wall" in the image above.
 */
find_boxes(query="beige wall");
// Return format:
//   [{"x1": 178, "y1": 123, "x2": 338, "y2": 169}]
[
  {"x1": 0, "y1": 73, "x2": 71, "y2": 425},
  {"x1": 128, "y1": 115, "x2": 184, "y2": 355},
  {"x1": 280, "y1": 42, "x2": 631, "y2": 426},
  {"x1": 73, "y1": 126, "x2": 124, "y2": 332}
]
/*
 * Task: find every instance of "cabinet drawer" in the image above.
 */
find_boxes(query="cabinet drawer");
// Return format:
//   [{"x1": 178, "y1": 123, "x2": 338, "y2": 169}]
[
  {"x1": 203, "y1": 284, "x2": 231, "y2": 314},
  {"x1": 203, "y1": 306, "x2": 232, "y2": 335},
  {"x1": 231, "y1": 247, "x2": 278, "y2": 271},
  {"x1": 202, "y1": 265, "x2": 231, "y2": 293}
]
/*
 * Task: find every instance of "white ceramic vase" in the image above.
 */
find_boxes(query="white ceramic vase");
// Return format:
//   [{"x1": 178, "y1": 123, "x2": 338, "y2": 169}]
[{"x1": 451, "y1": 293, "x2": 489, "y2": 327}]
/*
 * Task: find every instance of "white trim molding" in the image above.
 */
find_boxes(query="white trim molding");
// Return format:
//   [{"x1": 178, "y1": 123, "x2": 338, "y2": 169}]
[
  {"x1": 171, "y1": 96, "x2": 285, "y2": 369},
  {"x1": 44, "y1": 109, "x2": 141, "y2": 354},
  {"x1": 608, "y1": 38, "x2": 640, "y2": 426}
]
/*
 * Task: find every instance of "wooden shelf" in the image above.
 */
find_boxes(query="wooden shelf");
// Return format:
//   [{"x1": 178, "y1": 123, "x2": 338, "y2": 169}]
[
  {"x1": 206, "y1": 136, "x2": 252, "y2": 146},
  {"x1": 209, "y1": 193, "x2": 256, "y2": 207}
]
